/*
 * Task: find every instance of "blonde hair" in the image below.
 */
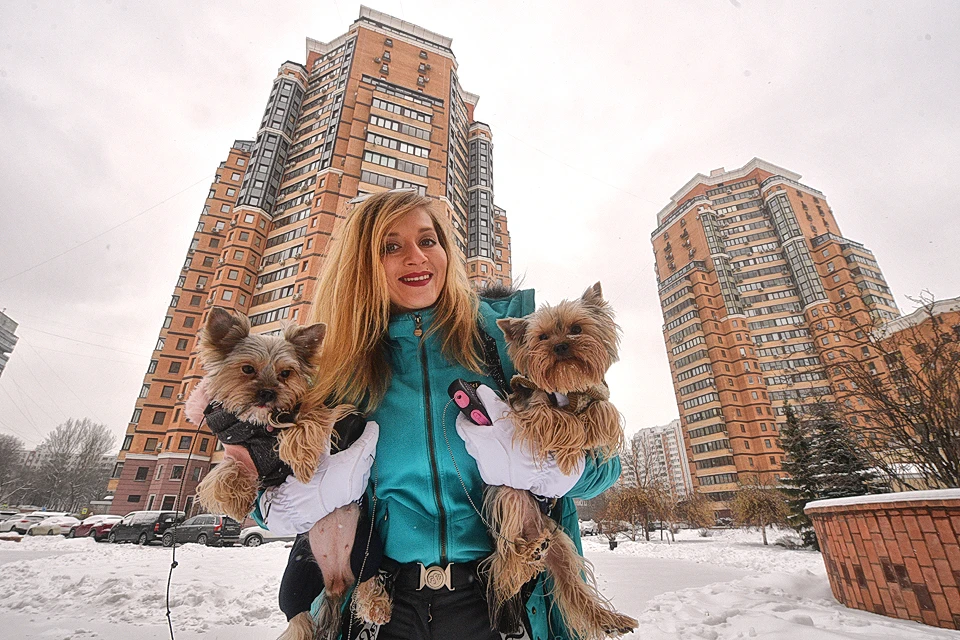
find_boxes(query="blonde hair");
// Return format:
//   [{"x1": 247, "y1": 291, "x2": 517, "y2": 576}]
[{"x1": 310, "y1": 190, "x2": 483, "y2": 409}]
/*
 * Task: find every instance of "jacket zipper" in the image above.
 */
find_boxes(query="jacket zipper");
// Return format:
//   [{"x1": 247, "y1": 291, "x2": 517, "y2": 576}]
[{"x1": 415, "y1": 312, "x2": 448, "y2": 564}]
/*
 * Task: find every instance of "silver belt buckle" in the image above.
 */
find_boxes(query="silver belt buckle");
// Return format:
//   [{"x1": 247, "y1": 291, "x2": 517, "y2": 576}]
[{"x1": 417, "y1": 563, "x2": 454, "y2": 591}]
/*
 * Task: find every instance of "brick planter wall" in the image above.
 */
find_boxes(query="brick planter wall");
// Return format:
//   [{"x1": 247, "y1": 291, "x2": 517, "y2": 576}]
[{"x1": 805, "y1": 489, "x2": 960, "y2": 630}]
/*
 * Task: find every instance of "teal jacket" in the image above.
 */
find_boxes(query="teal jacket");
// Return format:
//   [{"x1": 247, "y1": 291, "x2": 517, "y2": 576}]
[
  {"x1": 364, "y1": 290, "x2": 621, "y2": 640},
  {"x1": 264, "y1": 290, "x2": 622, "y2": 640}
]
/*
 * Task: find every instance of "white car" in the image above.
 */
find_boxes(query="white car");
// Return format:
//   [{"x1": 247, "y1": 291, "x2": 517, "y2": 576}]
[
  {"x1": 239, "y1": 525, "x2": 296, "y2": 547},
  {"x1": 27, "y1": 515, "x2": 81, "y2": 536},
  {"x1": 1, "y1": 511, "x2": 69, "y2": 534}
]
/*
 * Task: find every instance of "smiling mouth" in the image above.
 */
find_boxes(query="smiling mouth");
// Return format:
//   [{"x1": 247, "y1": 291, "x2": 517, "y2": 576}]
[{"x1": 399, "y1": 272, "x2": 432, "y2": 286}]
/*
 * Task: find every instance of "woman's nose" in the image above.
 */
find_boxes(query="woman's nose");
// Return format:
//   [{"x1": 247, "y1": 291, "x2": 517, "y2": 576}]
[{"x1": 404, "y1": 244, "x2": 427, "y2": 264}]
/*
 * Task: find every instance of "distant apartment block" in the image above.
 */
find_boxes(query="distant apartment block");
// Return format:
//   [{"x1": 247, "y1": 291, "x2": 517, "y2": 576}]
[
  {"x1": 622, "y1": 419, "x2": 694, "y2": 498},
  {"x1": 652, "y1": 158, "x2": 900, "y2": 516},
  {"x1": 0, "y1": 310, "x2": 18, "y2": 378},
  {"x1": 107, "y1": 7, "x2": 513, "y2": 515}
]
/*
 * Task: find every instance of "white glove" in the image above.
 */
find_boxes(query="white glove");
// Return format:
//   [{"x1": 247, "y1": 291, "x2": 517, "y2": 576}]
[
  {"x1": 456, "y1": 385, "x2": 584, "y2": 498},
  {"x1": 258, "y1": 421, "x2": 379, "y2": 535}
]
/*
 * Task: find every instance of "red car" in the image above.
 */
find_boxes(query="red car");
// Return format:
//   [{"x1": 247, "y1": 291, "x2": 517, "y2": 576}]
[{"x1": 68, "y1": 515, "x2": 122, "y2": 541}]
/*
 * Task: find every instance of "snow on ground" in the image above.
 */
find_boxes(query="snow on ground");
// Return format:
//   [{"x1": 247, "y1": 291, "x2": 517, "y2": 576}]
[{"x1": 1, "y1": 528, "x2": 958, "y2": 639}]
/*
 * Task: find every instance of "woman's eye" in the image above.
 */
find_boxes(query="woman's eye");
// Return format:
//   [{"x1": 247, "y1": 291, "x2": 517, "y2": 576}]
[
  {"x1": 539, "y1": 333, "x2": 550, "y2": 341},
  {"x1": 420, "y1": 237, "x2": 437, "y2": 247},
  {"x1": 279, "y1": 370, "x2": 292, "y2": 379},
  {"x1": 384, "y1": 242, "x2": 400, "y2": 254},
  {"x1": 242, "y1": 365, "x2": 256, "y2": 375},
  {"x1": 570, "y1": 325, "x2": 582, "y2": 335}
]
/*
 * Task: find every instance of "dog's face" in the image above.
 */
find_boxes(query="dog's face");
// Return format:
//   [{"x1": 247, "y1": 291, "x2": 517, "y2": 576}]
[
  {"x1": 199, "y1": 308, "x2": 325, "y2": 424},
  {"x1": 497, "y1": 283, "x2": 619, "y2": 394}
]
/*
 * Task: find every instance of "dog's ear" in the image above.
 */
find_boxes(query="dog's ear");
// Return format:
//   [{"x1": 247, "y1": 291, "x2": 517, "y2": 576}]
[
  {"x1": 202, "y1": 308, "x2": 250, "y2": 362},
  {"x1": 497, "y1": 317, "x2": 529, "y2": 347},
  {"x1": 581, "y1": 282, "x2": 604, "y2": 307},
  {"x1": 285, "y1": 322, "x2": 326, "y2": 365}
]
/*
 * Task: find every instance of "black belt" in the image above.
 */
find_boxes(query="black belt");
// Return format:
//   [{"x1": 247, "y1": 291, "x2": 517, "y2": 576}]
[{"x1": 381, "y1": 557, "x2": 481, "y2": 591}]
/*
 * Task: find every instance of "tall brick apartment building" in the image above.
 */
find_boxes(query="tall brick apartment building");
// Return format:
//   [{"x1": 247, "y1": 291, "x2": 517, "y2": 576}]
[
  {"x1": 652, "y1": 158, "x2": 900, "y2": 517},
  {"x1": 106, "y1": 7, "x2": 513, "y2": 515}
]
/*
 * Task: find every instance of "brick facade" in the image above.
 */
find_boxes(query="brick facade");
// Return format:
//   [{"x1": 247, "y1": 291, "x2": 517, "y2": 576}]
[{"x1": 806, "y1": 490, "x2": 960, "y2": 630}]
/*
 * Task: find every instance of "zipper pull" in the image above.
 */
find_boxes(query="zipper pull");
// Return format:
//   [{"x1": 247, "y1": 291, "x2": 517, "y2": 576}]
[{"x1": 414, "y1": 313, "x2": 423, "y2": 338}]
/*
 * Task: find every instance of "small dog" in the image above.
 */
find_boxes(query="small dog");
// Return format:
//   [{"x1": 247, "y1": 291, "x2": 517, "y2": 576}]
[
  {"x1": 191, "y1": 308, "x2": 391, "y2": 640},
  {"x1": 487, "y1": 283, "x2": 637, "y2": 640}
]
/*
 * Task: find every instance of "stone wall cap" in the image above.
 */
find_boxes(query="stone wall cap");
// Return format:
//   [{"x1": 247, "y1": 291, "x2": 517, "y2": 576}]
[{"x1": 805, "y1": 488, "x2": 960, "y2": 512}]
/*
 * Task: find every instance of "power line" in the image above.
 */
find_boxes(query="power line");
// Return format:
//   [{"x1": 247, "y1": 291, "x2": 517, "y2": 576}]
[
  {"x1": 0, "y1": 414, "x2": 39, "y2": 446},
  {"x1": 19, "y1": 325, "x2": 148, "y2": 358},
  {"x1": 10, "y1": 310, "x2": 147, "y2": 347},
  {"x1": 27, "y1": 343, "x2": 144, "y2": 367},
  {"x1": 19, "y1": 343, "x2": 72, "y2": 421},
  {"x1": 9, "y1": 372, "x2": 63, "y2": 427},
  {"x1": 27, "y1": 343, "x2": 105, "y2": 423},
  {"x1": 0, "y1": 173, "x2": 213, "y2": 285},
  {"x1": 0, "y1": 383, "x2": 45, "y2": 440}
]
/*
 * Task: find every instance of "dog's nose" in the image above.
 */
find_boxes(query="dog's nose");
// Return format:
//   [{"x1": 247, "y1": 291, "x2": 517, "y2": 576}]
[
  {"x1": 256, "y1": 388, "x2": 277, "y2": 404},
  {"x1": 553, "y1": 342, "x2": 569, "y2": 355}
]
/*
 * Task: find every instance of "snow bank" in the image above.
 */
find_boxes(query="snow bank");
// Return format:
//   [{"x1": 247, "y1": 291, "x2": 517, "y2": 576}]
[
  {"x1": 584, "y1": 527, "x2": 825, "y2": 575},
  {"x1": 0, "y1": 536, "x2": 290, "y2": 633},
  {"x1": 635, "y1": 570, "x2": 960, "y2": 639},
  {"x1": 805, "y1": 488, "x2": 960, "y2": 511}
]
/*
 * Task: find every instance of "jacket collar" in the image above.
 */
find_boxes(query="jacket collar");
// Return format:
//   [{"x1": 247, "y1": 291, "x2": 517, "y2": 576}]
[{"x1": 387, "y1": 306, "x2": 436, "y2": 340}]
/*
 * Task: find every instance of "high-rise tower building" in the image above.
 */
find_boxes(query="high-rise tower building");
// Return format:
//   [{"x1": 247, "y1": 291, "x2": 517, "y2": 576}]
[
  {"x1": 107, "y1": 7, "x2": 512, "y2": 514},
  {"x1": 652, "y1": 158, "x2": 899, "y2": 517}
]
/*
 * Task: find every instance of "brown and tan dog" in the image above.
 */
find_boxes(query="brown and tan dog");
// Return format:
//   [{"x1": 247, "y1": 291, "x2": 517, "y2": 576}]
[
  {"x1": 191, "y1": 308, "x2": 390, "y2": 640},
  {"x1": 487, "y1": 283, "x2": 637, "y2": 640}
]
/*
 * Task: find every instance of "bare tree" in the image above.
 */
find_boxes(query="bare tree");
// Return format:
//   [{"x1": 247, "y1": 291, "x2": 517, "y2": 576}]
[
  {"x1": 676, "y1": 491, "x2": 714, "y2": 531},
  {"x1": 729, "y1": 480, "x2": 790, "y2": 545},
  {"x1": 30, "y1": 419, "x2": 114, "y2": 512},
  {"x1": 833, "y1": 293, "x2": 960, "y2": 489},
  {"x1": 0, "y1": 433, "x2": 26, "y2": 504}
]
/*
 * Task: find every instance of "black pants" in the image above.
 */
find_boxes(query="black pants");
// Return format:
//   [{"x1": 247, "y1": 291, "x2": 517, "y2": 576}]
[{"x1": 376, "y1": 580, "x2": 502, "y2": 640}]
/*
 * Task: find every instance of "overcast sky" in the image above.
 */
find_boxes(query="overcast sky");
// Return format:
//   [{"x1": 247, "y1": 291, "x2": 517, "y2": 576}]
[{"x1": 0, "y1": 0, "x2": 957, "y2": 450}]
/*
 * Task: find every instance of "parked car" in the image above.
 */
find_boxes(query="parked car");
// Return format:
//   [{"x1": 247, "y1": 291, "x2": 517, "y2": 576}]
[
  {"x1": 161, "y1": 514, "x2": 241, "y2": 547},
  {"x1": 0, "y1": 509, "x2": 20, "y2": 522},
  {"x1": 239, "y1": 525, "x2": 297, "y2": 547},
  {"x1": 0, "y1": 511, "x2": 70, "y2": 534},
  {"x1": 108, "y1": 511, "x2": 183, "y2": 545},
  {"x1": 27, "y1": 515, "x2": 81, "y2": 536},
  {"x1": 68, "y1": 515, "x2": 122, "y2": 541}
]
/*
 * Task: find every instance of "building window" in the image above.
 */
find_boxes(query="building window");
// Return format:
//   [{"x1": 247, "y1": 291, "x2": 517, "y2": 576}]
[
  {"x1": 127, "y1": 495, "x2": 142, "y2": 503},
  {"x1": 147, "y1": 360, "x2": 158, "y2": 374},
  {"x1": 152, "y1": 411, "x2": 166, "y2": 425},
  {"x1": 134, "y1": 467, "x2": 149, "y2": 481},
  {"x1": 178, "y1": 436, "x2": 192, "y2": 450},
  {"x1": 121, "y1": 435, "x2": 133, "y2": 450},
  {"x1": 169, "y1": 361, "x2": 182, "y2": 374},
  {"x1": 176, "y1": 338, "x2": 188, "y2": 350},
  {"x1": 160, "y1": 385, "x2": 174, "y2": 399},
  {"x1": 139, "y1": 384, "x2": 150, "y2": 398},
  {"x1": 111, "y1": 462, "x2": 124, "y2": 478},
  {"x1": 191, "y1": 466, "x2": 202, "y2": 482},
  {"x1": 199, "y1": 438, "x2": 209, "y2": 452},
  {"x1": 145, "y1": 437, "x2": 158, "y2": 451},
  {"x1": 171, "y1": 466, "x2": 185, "y2": 480}
]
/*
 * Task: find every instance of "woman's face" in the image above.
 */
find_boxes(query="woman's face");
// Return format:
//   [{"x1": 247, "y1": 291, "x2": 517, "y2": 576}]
[{"x1": 381, "y1": 207, "x2": 448, "y2": 314}]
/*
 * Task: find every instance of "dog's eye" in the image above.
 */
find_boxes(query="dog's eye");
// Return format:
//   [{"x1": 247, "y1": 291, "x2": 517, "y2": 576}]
[
  {"x1": 570, "y1": 325, "x2": 582, "y2": 335},
  {"x1": 279, "y1": 370, "x2": 292, "y2": 379},
  {"x1": 241, "y1": 365, "x2": 256, "y2": 375},
  {"x1": 538, "y1": 333, "x2": 550, "y2": 341}
]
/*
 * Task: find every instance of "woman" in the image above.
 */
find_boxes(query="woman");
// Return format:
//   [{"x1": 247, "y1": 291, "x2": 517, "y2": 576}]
[{"x1": 258, "y1": 190, "x2": 621, "y2": 640}]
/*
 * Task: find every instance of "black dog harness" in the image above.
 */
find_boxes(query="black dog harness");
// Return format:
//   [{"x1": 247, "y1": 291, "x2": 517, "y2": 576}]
[{"x1": 203, "y1": 402, "x2": 294, "y2": 488}]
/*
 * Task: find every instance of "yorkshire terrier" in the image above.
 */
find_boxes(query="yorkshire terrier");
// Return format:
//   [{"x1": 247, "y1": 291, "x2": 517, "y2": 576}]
[
  {"x1": 190, "y1": 308, "x2": 391, "y2": 640},
  {"x1": 488, "y1": 283, "x2": 637, "y2": 640}
]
